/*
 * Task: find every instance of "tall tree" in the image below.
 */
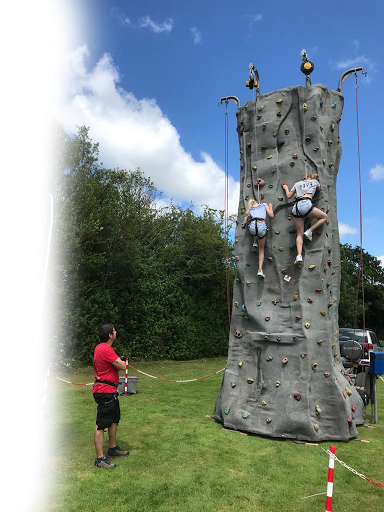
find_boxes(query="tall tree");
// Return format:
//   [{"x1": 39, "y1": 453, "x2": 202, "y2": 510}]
[{"x1": 339, "y1": 243, "x2": 384, "y2": 338}]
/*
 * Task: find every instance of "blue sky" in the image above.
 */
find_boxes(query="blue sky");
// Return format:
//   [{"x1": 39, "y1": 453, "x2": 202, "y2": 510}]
[{"x1": 57, "y1": 0, "x2": 384, "y2": 261}]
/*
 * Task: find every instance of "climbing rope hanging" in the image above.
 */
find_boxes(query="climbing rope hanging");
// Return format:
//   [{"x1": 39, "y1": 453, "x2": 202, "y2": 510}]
[
  {"x1": 353, "y1": 71, "x2": 366, "y2": 335},
  {"x1": 219, "y1": 95, "x2": 240, "y2": 329},
  {"x1": 224, "y1": 102, "x2": 231, "y2": 327}
]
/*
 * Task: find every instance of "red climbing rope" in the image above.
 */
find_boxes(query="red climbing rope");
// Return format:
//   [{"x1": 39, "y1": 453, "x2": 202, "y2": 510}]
[
  {"x1": 224, "y1": 107, "x2": 231, "y2": 327},
  {"x1": 353, "y1": 74, "x2": 366, "y2": 335}
]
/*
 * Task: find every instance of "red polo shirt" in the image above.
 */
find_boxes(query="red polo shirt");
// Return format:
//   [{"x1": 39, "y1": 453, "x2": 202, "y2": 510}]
[{"x1": 93, "y1": 343, "x2": 119, "y2": 393}]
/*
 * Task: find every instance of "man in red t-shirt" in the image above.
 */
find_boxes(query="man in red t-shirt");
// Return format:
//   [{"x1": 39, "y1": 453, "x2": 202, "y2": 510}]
[{"x1": 93, "y1": 323, "x2": 130, "y2": 468}]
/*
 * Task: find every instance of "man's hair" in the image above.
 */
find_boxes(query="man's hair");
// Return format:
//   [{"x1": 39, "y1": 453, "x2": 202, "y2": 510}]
[{"x1": 99, "y1": 323, "x2": 115, "y2": 342}]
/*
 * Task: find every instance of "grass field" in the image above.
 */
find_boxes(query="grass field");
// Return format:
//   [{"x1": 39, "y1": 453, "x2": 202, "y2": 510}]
[{"x1": 44, "y1": 358, "x2": 384, "y2": 512}]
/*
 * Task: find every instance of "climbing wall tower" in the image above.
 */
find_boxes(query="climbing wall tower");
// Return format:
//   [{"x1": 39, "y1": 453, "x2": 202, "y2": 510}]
[{"x1": 213, "y1": 82, "x2": 365, "y2": 441}]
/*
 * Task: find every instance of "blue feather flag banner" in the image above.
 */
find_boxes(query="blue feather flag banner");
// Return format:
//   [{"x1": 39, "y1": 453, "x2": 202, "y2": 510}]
[{"x1": 32, "y1": 194, "x2": 53, "y2": 367}]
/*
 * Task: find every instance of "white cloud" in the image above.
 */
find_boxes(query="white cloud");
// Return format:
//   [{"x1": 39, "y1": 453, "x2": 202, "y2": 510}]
[
  {"x1": 118, "y1": 15, "x2": 131, "y2": 26},
  {"x1": 245, "y1": 13, "x2": 263, "y2": 30},
  {"x1": 55, "y1": 46, "x2": 239, "y2": 215},
  {"x1": 378, "y1": 256, "x2": 384, "y2": 268},
  {"x1": 191, "y1": 27, "x2": 202, "y2": 45},
  {"x1": 138, "y1": 15, "x2": 173, "y2": 33},
  {"x1": 339, "y1": 223, "x2": 358, "y2": 237},
  {"x1": 334, "y1": 55, "x2": 376, "y2": 83},
  {"x1": 369, "y1": 164, "x2": 384, "y2": 182},
  {"x1": 353, "y1": 39, "x2": 360, "y2": 52}
]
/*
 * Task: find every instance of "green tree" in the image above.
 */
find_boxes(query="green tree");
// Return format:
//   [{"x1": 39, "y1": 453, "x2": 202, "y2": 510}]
[
  {"x1": 339, "y1": 243, "x2": 384, "y2": 338},
  {"x1": 52, "y1": 126, "x2": 234, "y2": 366}
]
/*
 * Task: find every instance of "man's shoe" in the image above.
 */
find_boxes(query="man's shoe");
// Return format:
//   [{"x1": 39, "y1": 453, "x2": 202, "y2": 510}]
[
  {"x1": 257, "y1": 269, "x2": 265, "y2": 278},
  {"x1": 303, "y1": 229, "x2": 313, "y2": 242},
  {"x1": 107, "y1": 446, "x2": 130, "y2": 457},
  {"x1": 94, "y1": 456, "x2": 116, "y2": 468}
]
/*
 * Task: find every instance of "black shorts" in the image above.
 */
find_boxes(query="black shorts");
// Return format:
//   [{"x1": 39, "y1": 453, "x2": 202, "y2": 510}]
[{"x1": 93, "y1": 393, "x2": 120, "y2": 430}]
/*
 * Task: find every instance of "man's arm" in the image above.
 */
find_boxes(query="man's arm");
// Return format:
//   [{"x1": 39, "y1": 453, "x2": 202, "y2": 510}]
[{"x1": 112, "y1": 357, "x2": 127, "y2": 371}]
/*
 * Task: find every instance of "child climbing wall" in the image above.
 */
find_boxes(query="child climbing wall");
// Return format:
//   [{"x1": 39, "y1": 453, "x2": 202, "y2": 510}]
[
  {"x1": 244, "y1": 199, "x2": 274, "y2": 277},
  {"x1": 213, "y1": 83, "x2": 365, "y2": 442}
]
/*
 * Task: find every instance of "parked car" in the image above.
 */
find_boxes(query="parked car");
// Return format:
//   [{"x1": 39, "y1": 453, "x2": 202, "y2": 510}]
[{"x1": 339, "y1": 328, "x2": 383, "y2": 370}]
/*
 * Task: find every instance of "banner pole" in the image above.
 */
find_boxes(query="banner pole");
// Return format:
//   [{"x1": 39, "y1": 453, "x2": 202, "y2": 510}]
[
  {"x1": 325, "y1": 445, "x2": 335, "y2": 512},
  {"x1": 125, "y1": 358, "x2": 128, "y2": 395}
]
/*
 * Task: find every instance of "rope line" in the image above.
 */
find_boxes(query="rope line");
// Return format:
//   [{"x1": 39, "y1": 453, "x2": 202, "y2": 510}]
[
  {"x1": 323, "y1": 449, "x2": 384, "y2": 488},
  {"x1": 353, "y1": 72, "x2": 366, "y2": 339},
  {"x1": 224, "y1": 106, "x2": 231, "y2": 327},
  {"x1": 55, "y1": 365, "x2": 226, "y2": 386}
]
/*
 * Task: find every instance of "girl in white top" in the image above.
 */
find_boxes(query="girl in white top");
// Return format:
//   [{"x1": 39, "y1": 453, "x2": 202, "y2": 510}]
[
  {"x1": 281, "y1": 172, "x2": 328, "y2": 268},
  {"x1": 245, "y1": 199, "x2": 274, "y2": 278}
]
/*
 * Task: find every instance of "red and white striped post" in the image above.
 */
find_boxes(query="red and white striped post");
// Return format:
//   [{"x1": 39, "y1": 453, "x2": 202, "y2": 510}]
[
  {"x1": 31, "y1": 366, "x2": 51, "y2": 453},
  {"x1": 124, "y1": 358, "x2": 128, "y2": 395},
  {"x1": 325, "y1": 445, "x2": 335, "y2": 512}
]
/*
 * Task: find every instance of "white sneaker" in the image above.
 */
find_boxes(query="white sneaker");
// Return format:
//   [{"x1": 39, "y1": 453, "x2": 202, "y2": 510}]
[
  {"x1": 304, "y1": 229, "x2": 313, "y2": 242},
  {"x1": 294, "y1": 254, "x2": 303, "y2": 268},
  {"x1": 257, "y1": 269, "x2": 265, "y2": 278}
]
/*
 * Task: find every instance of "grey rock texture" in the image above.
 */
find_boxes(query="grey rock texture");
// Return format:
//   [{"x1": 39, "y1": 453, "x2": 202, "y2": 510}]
[{"x1": 213, "y1": 84, "x2": 365, "y2": 441}]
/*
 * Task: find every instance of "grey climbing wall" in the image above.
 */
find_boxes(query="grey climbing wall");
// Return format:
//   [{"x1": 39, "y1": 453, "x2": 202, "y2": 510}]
[{"x1": 213, "y1": 84, "x2": 365, "y2": 441}]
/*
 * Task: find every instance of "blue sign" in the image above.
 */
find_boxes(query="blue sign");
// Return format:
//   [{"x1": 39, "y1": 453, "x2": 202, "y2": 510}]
[{"x1": 33, "y1": 194, "x2": 53, "y2": 365}]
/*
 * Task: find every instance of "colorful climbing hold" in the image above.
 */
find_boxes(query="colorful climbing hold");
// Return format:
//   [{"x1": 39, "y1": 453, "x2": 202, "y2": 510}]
[
  {"x1": 282, "y1": 358, "x2": 288, "y2": 364},
  {"x1": 305, "y1": 136, "x2": 311, "y2": 142},
  {"x1": 266, "y1": 356, "x2": 273, "y2": 361},
  {"x1": 303, "y1": 103, "x2": 308, "y2": 111},
  {"x1": 292, "y1": 153, "x2": 298, "y2": 159},
  {"x1": 276, "y1": 381, "x2": 281, "y2": 387},
  {"x1": 287, "y1": 215, "x2": 292, "y2": 220},
  {"x1": 331, "y1": 103, "x2": 336, "y2": 108},
  {"x1": 241, "y1": 304, "x2": 247, "y2": 312},
  {"x1": 277, "y1": 111, "x2": 282, "y2": 117},
  {"x1": 301, "y1": 353, "x2": 307, "y2": 359},
  {"x1": 305, "y1": 322, "x2": 311, "y2": 329},
  {"x1": 317, "y1": 339, "x2": 323, "y2": 345},
  {"x1": 351, "y1": 405, "x2": 356, "y2": 412},
  {"x1": 247, "y1": 142, "x2": 251, "y2": 148},
  {"x1": 320, "y1": 311, "x2": 327, "y2": 316},
  {"x1": 245, "y1": 261, "x2": 251, "y2": 266},
  {"x1": 276, "y1": 98, "x2": 283, "y2": 104},
  {"x1": 242, "y1": 412, "x2": 250, "y2": 419},
  {"x1": 261, "y1": 400, "x2": 267, "y2": 406},
  {"x1": 293, "y1": 336, "x2": 298, "y2": 341},
  {"x1": 324, "y1": 372, "x2": 330, "y2": 378},
  {"x1": 330, "y1": 123, "x2": 335, "y2": 132},
  {"x1": 235, "y1": 256, "x2": 240, "y2": 261},
  {"x1": 252, "y1": 164, "x2": 257, "y2": 170},
  {"x1": 328, "y1": 140, "x2": 333, "y2": 145},
  {"x1": 265, "y1": 316, "x2": 270, "y2": 321},
  {"x1": 281, "y1": 268, "x2": 287, "y2": 274},
  {"x1": 261, "y1": 145, "x2": 267, "y2": 150},
  {"x1": 272, "y1": 298, "x2": 279, "y2": 305},
  {"x1": 322, "y1": 159, "x2": 326, "y2": 165},
  {"x1": 312, "y1": 363, "x2": 318, "y2": 369},
  {"x1": 311, "y1": 116, "x2": 317, "y2": 121},
  {"x1": 234, "y1": 330, "x2": 243, "y2": 338},
  {"x1": 290, "y1": 162, "x2": 295, "y2": 167},
  {"x1": 247, "y1": 378, "x2": 254, "y2": 384},
  {"x1": 266, "y1": 418, "x2": 272, "y2": 423},
  {"x1": 327, "y1": 259, "x2": 332, "y2": 266},
  {"x1": 308, "y1": 264, "x2": 316, "y2": 270},
  {"x1": 295, "y1": 315, "x2": 302, "y2": 320},
  {"x1": 315, "y1": 288, "x2": 323, "y2": 293},
  {"x1": 234, "y1": 302, "x2": 239, "y2": 307},
  {"x1": 289, "y1": 244, "x2": 296, "y2": 250},
  {"x1": 268, "y1": 256, "x2": 273, "y2": 262},
  {"x1": 273, "y1": 132, "x2": 278, "y2": 137},
  {"x1": 293, "y1": 294, "x2": 299, "y2": 301},
  {"x1": 345, "y1": 387, "x2": 352, "y2": 396},
  {"x1": 307, "y1": 297, "x2": 313, "y2": 303},
  {"x1": 284, "y1": 275, "x2": 291, "y2": 282},
  {"x1": 313, "y1": 424, "x2": 319, "y2": 431},
  {"x1": 279, "y1": 247, "x2": 284, "y2": 251},
  {"x1": 257, "y1": 301, "x2": 261, "y2": 306},
  {"x1": 267, "y1": 155, "x2": 273, "y2": 159},
  {"x1": 293, "y1": 392, "x2": 301, "y2": 401},
  {"x1": 277, "y1": 140, "x2": 285, "y2": 147},
  {"x1": 262, "y1": 124, "x2": 266, "y2": 130},
  {"x1": 264, "y1": 335, "x2": 269, "y2": 341},
  {"x1": 285, "y1": 129, "x2": 289, "y2": 135},
  {"x1": 276, "y1": 335, "x2": 281, "y2": 341},
  {"x1": 313, "y1": 147, "x2": 319, "y2": 152},
  {"x1": 224, "y1": 407, "x2": 230, "y2": 415},
  {"x1": 246, "y1": 281, "x2": 251, "y2": 287},
  {"x1": 231, "y1": 382, "x2": 236, "y2": 388}
]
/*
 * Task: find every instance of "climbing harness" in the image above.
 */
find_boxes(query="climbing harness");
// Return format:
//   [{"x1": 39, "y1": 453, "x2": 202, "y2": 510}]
[{"x1": 94, "y1": 379, "x2": 118, "y2": 388}]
